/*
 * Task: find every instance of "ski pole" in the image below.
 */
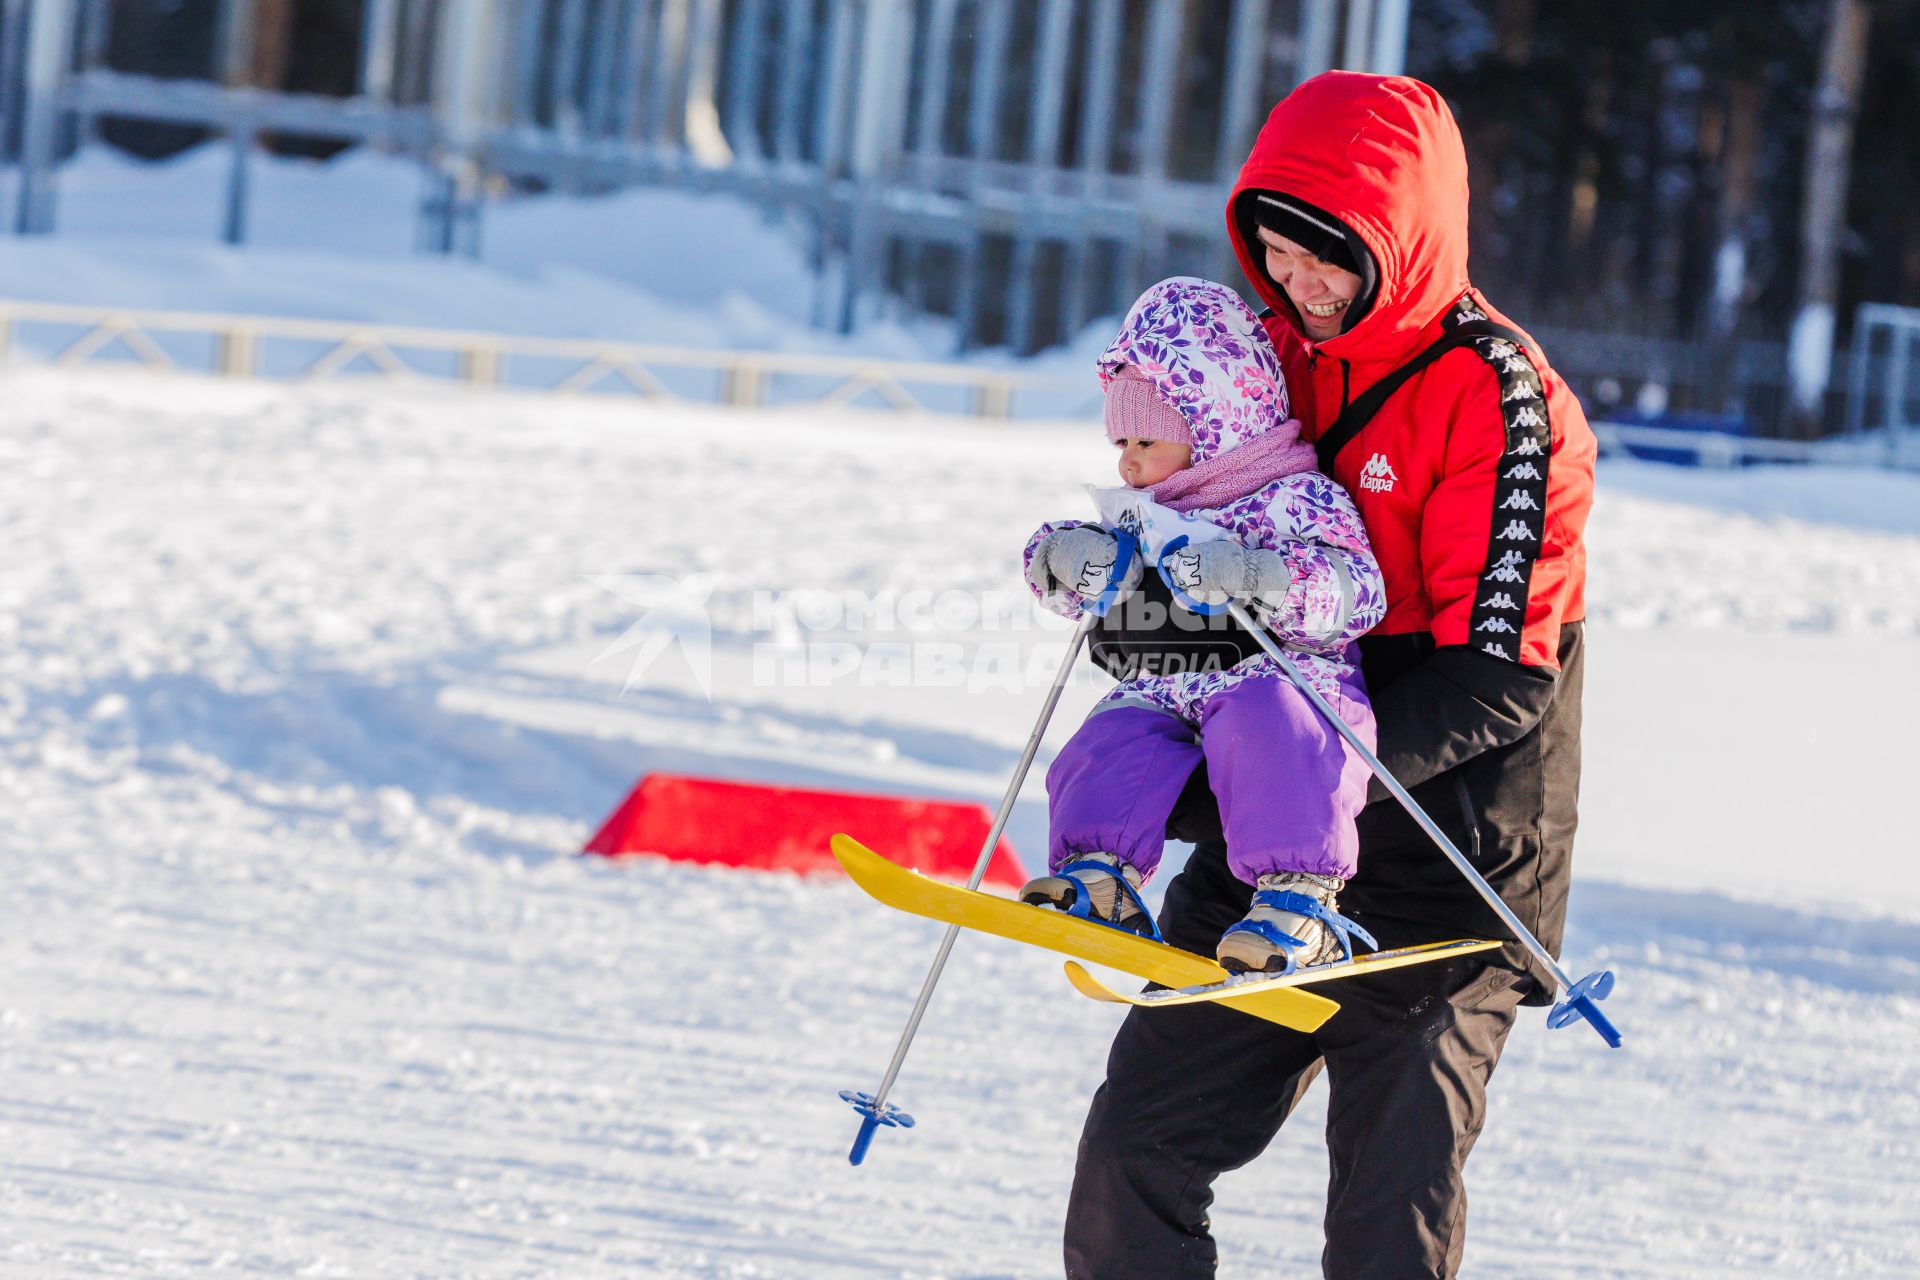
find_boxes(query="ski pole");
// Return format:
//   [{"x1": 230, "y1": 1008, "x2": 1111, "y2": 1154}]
[
  {"x1": 841, "y1": 533, "x2": 1141, "y2": 1164},
  {"x1": 1217, "y1": 600, "x2": 1621, "y2": 1048}
]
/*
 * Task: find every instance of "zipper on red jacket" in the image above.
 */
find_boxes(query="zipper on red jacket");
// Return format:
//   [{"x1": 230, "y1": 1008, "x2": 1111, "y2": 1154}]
[{"x1": 1307, "y1": 348, "x2": 1354, "y2": 417}]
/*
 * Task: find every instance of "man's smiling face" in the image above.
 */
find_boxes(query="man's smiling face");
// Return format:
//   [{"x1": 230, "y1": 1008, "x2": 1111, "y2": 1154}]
[{"x1": 1256, "y1": 225, "x2": 1366, "y2": 341}]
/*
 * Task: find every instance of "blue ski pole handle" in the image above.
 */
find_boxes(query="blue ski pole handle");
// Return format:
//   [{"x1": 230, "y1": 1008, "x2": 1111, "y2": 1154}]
[
  {"x1": 1154, "y1": 535, "x2": 1230, "y2": 617},
  {"x1": 1084, "y1": 528, "x2": 1141, "y2": 618}
]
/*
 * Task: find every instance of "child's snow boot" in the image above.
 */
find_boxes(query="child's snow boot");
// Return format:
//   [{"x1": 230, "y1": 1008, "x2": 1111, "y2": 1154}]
[
  {"x1": 1216, "y1": 872, "x2": 1377, "y2": 974},
  {"x1": 1020, "y1": 853, "x2": 1156, "y2": 937}
]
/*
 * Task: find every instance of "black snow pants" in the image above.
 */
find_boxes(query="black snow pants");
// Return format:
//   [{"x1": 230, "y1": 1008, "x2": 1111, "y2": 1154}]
[{"x1": 1063, "y1": 839, "x2": 1525, "y2": 1280}]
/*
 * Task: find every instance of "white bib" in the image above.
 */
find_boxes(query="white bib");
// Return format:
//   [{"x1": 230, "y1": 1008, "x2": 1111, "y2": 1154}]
[{"x1": 1085, "y1": 484, "x2": 1235, "y2": 562}]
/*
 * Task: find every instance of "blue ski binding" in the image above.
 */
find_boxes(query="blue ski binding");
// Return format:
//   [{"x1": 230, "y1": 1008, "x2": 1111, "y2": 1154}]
[
  {"x1": 1218, "y1": 889, "x2": 1378, "y2": 976},
  {"x1": 1051, "y1": 857, "x2": 1165, "y2": 943}
]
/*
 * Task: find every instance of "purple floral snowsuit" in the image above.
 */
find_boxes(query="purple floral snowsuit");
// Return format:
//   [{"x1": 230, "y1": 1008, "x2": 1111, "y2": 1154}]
[{"x1": 1022, "y1": 278, "x2": 1386, "y2": 887}]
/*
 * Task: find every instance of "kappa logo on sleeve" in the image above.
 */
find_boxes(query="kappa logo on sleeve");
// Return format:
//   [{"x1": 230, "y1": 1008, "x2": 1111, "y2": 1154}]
[{"x1": 1358, "y1": 452, "x2": 1398, "y2": 493}]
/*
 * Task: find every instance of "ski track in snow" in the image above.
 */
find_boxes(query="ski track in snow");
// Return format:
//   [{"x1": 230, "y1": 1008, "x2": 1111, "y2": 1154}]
[{"x1": 3, "y1": 367, "x2": 1918, "y2": 1276}]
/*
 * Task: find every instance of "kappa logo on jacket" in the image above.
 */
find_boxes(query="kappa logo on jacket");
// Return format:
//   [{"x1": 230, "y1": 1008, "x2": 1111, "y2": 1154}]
[
  {"x1": 1485, "y1": 550, "x2": 1527, "y2": 583},
  {"x1": 1358, "y1": 452, "x2": 1398, "y2": 493},
  {"x1": 1495, "y1": 519, "x2": 1536, "y2": 541}
]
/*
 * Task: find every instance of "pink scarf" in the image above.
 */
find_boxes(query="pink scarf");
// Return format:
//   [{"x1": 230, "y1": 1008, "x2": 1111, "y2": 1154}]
[{"x1": 1149, "y1": 421, "x2": 1320, "y2": 512}]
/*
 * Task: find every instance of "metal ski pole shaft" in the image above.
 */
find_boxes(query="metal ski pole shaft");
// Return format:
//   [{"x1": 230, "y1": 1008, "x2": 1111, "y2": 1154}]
[
  {"x1": 877, "y1": 610, "x2": 1095, "y2": 1065},
  {"x1": 1222, "y1": 602, "x2": 1620, "y2": 1047},
  {"x1": 842, "y1": 607, "x2": 1109, "y2": 1163}
]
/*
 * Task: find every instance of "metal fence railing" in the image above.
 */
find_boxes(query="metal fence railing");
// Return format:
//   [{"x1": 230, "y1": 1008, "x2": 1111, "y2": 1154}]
[
  {"x1": 1845, "y1": 303, "x2": 1920, "y2": 467},
  {"x1": 9, "y1": 295, "x2": 1917, "y2": 472},
  {"x1": 0, "y1": 296, "x2": 1100, "y2": 419}
]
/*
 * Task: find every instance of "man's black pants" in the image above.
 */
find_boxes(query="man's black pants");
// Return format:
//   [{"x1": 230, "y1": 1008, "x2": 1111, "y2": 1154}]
[{"x1": 1064, "y1": 841, "x2": 1525, "y2": 1279}]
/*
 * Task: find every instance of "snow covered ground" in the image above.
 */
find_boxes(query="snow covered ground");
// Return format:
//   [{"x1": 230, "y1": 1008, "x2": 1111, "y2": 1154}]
[{"x1": 3, "y1": 365, "x2": 1919, "y2": 1276}]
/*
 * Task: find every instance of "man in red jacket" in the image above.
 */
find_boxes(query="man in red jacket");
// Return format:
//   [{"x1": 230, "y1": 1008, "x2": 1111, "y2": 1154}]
[{"x1": 1064, "y1": 73, "x2": 1597, "y2": 1278}]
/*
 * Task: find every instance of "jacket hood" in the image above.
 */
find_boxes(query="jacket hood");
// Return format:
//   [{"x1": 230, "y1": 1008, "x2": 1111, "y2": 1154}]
[
  {"x1": 1097, "y1": 276, "x2": 1296, "y2": 466},
  {"x1": 1228, "y1": 72, "x2": 1472, "y2": 366}
]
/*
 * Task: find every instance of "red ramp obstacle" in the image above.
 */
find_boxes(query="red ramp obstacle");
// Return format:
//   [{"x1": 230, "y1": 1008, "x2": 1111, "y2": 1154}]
[{"x1": 584, "y1": 773, "x2": 1029, "y2": 889}]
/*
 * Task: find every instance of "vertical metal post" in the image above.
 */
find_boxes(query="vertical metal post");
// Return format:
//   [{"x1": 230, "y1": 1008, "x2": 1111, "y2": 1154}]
[
  {"x1": 840, "y1": 0, "x2": 913, "y2": 333},
  {"x1": 1063, "y1": 0, "x2": 1123, "y2": 338},
  {"x1": 773, "y1": 0, "x2": 809, "y2": 164},
  {"x1": 647, "y1": 0, "x2": 689, "y2": 147},
  {"x1": 1295, "y1": 0, "x2": 1337, "y2": 83},
  {"x1": 611, "y1": 0, "x2": 657, "y2": 140},
  {"x1": 903, "y1": 0, "x2": 960, "y2": 318},
  {"x1": 581, "y1": 0, "x2": 626, "y2": 136},
  {"x1": 222, "y1": 128, "x2": 253, "y2": 244},
  {"x1": 954, "y1": 0, "x2": 1013, "y2": 349},
  {"x1": 1134, "y1": 0, "x2": 1181, "y2": 179},
  {"x1": 682, "y1": 0, "x2": 729, "y2": 161},
  {"x1": 911, "y1": 0, "x2": 957, "y2": 159},
  {"x1": 216, "y1": 324, "x2": 258, "y2": 377},
  {"x1": 723, "y1": 0, "x2": 768, "y2": 158},
  {"x1": 0, "y1": 0, "x2": 31, "y2": 171},
  {"x1": 965, "y1": 0, "x2": 1010, "y2": 161},
  {"x1": 1890, "y1": 322, "x2": 1912, "y2": 466},
  {"x1": 14, "y1": 0, "x2": 74, "y2": 234},
  {"x1": 813, "y1": 0, "x2": 856, "y2": 175},
  {"x1": 1128, "y1": 0, "x2": 1184, "y2": 309},
  {"x1": 1026, "y1": 0, "x2": 1074, "y2": 167},
  {"x1": 550, "y1": 0, "x2": 590, "y2": 133},
  {"x1": 1077, "y1": 0, "x2": 1121, "y2": 171},
  {"x1": 424, "y1": 0, "x2": 499, "y2": 255},
  {"x1": 850, "y1": 0, "x2": 912, "y2": 179},
  {"x1": 213, "y1": 0, "x2": 253, "y2": 86},
  {"x1": 1007, "y1": 0, "x2": 1076, "y2": 355},
  {"x1": 1341, "y1": 0, "x2": 1373, "y2": 72},
  {"x1": 1842, "y1": 305, "x2": 1875, "y2": 439},
  {"x1": 359, "y1": 0, "x2": 399, "y2": 102},
  {"x1": 459, "y1": 342, "x2": 502, "y2": 385},
  {"x1": 1369, "y1": 0, "x2": 1407, "y2": 76},
  {"x1": 211, "y1": 0, "x2": 256, "y2": 243},
  {"x1": 811, "y1": 0, "x2": 858, "y2": 331},
  {"x1": 1215, "y1": 0, "x2": 1269, "y2": 180}
]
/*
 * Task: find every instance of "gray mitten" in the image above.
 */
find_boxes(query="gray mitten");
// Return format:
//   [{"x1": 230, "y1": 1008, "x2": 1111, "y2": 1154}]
[
  {"x1": 1026, "y1": 525, "x2": 1143, "y2": 606},
  {"x1": 1166, "y1": 540, "x2": 1291, "y2": 607}
]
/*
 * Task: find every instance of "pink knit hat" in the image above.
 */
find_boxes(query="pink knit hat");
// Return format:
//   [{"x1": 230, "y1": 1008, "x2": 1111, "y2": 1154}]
[{"x1": 1104, "y1": 366, "x2": 1191, "y2": 446}]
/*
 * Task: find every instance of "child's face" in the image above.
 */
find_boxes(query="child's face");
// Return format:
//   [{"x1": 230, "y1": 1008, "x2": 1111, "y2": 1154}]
[
  {"x1": 1116, "y1": 437, "x2": 1193, "y2": 488},
  {"x1": 1256, "y1": 226, "x2": 1365, "y2": 341}
]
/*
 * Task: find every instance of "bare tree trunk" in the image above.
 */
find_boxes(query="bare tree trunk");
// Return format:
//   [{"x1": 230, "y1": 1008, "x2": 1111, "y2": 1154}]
[
  {"x1": 1705, "y1": 74, "x2": 1763, "y2": 413},
  {"x1": 1789, "y1": 0, "x2": 1871, "y2": 436}
]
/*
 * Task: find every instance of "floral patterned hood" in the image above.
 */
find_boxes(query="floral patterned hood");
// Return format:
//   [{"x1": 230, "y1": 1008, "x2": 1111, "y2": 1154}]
[{"x1": 1096, "y1": 276, "x2": 1299, "y2": 467}]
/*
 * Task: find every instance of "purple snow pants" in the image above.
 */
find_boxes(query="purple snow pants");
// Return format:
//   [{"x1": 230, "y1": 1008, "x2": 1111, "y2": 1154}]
[{"x1": 1045, "y1": 671, "x2": 1376, "y2": 884}]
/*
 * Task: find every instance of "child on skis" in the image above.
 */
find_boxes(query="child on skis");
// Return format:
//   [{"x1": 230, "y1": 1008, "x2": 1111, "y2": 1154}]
[{"x1": 1019, "y1": 276, "x2": 1386, "y2": 974}]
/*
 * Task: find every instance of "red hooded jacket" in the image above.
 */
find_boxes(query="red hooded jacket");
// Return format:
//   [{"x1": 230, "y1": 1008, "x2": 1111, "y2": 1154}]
[
  {"x1": 1227, "y1": 72, "x2": 1595, "y2": 668},
  {"x1": 1176, "y1": 73, "x2": 1597, "y2": 984}
]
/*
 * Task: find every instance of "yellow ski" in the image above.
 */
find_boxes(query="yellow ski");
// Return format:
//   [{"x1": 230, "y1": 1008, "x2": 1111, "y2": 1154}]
[
  {"x1": 1062, "y1": 938, "x2": 1503, "y2": 1012},
  {"x1": 832, "y1": 833, "x2": 1342, "y2": 1033}
]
